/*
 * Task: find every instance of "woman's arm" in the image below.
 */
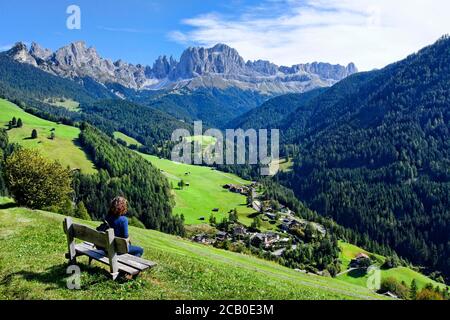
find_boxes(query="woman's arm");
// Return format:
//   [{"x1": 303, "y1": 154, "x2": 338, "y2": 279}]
[{"x1": 121, "y1": 216, "x2": 129, "y2": 239}]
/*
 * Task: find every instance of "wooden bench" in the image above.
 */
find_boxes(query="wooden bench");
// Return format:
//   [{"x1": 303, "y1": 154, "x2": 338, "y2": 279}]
[{"x1": 63, "y1": 217, "x2": 156, "y2": 280}]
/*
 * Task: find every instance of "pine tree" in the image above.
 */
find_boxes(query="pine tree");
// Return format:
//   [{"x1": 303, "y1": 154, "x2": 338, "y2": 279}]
[
  {"x1": 209, "y1": 213, "x2": 217, "y2": 225},
  {"x1": 11, "y1": 117, "x2": 17, "y2": 126},
  {"x1": 17, "y1": 118, "x2": 23, "y2": 128},
  {"x1": 410, "y1": 279, "x2": 418, "y2": 300},
  {"x1": 74, "y1": 201, "x2": 91, "y2": 221},
  {"x1": 60, "y1": 198, "x2": 74, "y2": 217},
  {"x1": 31, "y1": 129, "x2": 38, "y2": 139},
  {"x1": 229, "y1": 208, "x2": 238, "y2": 223}
]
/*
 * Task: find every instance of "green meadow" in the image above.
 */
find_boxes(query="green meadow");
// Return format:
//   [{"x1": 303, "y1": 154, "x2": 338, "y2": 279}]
[
  {"x1": 0, "y1": 205, "x2": 386, "y2": 300},
  {"x1": 337, "y1": 241, "x2": 447, "y2": 291},
  {"x1": 0, "y1": 99, "x2": 96, "y2": 174},
  {"x1": 139, "y1": 153, "x2": 258, "y2": 226},
  {"x1": 113, "y1": 131, "x2": 143, "y2": 147},
  {"x1": 44, "y1": 98, "x2": 80, "y2": 112}
]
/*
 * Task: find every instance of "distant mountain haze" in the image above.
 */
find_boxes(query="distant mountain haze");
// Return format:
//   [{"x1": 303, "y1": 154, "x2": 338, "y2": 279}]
[{"x1": 7, "y1": 41, "x2": 357, "y2": 95}]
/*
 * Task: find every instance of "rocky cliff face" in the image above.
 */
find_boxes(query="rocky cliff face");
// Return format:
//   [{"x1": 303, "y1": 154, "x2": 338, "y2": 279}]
[
  {"x1": 170, "y1": 44, "x2": 247, "y2": 80},
  {"x1": 6, "y1": 41, "x2": 358, "y2": 94}
]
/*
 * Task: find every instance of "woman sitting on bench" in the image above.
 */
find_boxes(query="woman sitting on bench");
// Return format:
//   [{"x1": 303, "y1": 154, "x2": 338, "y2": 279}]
[{"x1": 106, "y1": 196, "x2": 144, "y2": 258}]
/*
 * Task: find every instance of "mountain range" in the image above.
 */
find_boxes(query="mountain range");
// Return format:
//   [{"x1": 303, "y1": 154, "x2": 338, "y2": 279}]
[{"x1": 6, "y1": 41, "x2": 357, "y2": 95}]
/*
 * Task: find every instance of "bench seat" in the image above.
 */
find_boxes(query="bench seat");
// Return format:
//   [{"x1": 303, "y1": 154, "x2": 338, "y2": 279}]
[{"x1": 63, "y1": 217, "x2": 157, "y2": 280}]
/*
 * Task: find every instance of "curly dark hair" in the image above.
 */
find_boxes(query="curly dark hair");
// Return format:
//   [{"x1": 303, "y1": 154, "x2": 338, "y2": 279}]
[{"x1": 109, "y1": 196, "x2": 128, "y2": 217}]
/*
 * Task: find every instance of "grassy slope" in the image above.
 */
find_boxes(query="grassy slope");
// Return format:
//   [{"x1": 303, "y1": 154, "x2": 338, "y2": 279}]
[
  {"x1": 337, "y1": 242, "x2": 447, "y2": 290},
  {"x1": 44, "y1": 98, "x2": 80, "y2": 112},
  {"x1": 113, "y1": 131, "x2": 142, "y2": 147},
  {"x1": 184, "y1": 135, "x2": 217, "y2": 151},
  {"x1": 0, "y1": 99, "x2": 96, "y2": 174},
  {"x1": 0, "y1": 206, "x2": 385, "y2": 300},
  {"x1": 139, "y1": 153, "x2": 259, "y2": 226}
]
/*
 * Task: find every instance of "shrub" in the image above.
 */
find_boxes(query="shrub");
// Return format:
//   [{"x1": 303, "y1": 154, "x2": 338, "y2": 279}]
[
  {"x1": 416, "y1": 288, "x2": 444, "y2": 300},
  {"x1": 5, "y1": 149, "x2": 72, "y2": 209},
  {"x1": 380, "y1": 277, "x2": 409, "y2": 299}
]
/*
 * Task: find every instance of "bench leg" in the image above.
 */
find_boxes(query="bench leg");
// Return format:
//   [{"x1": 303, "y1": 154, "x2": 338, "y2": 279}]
[
  {"x1": 88, "y1": 257, "x2": 93, "y2": 266},
  {"x1": 65, "y1": 253, "x2": 77, "y2": 265},
  {"x1": 111, "y1": 272, "x2": 120, "y2": 281}
]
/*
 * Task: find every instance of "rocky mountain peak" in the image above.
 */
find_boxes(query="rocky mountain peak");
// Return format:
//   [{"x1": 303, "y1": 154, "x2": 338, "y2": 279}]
[
  {"x1": 346, "y1": 62, "x2": 358, "y2": 75},
  {"x1": 30, "y1": 42, "x2": 53, "y2": 61},
  {"x1": 152, "y1": 55, "x2": 177, "y2": 79},
  {"x1": 246, "y1": 60, "x2": 279, "y2": 76},
  {"x1": 9, "y1": 42, "x2": 28, "y2": 54},
  {"x1": 170, "y1": 43, "x2": 247, "y2": 80},
  {"x1": 6, "y1": 42, "x2": 37, "y2": 66}
]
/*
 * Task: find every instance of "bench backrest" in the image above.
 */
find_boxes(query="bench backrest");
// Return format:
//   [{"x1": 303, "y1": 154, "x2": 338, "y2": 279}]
[{"x1": 63, "y1": 217, "x2": 129, "y2": 254}]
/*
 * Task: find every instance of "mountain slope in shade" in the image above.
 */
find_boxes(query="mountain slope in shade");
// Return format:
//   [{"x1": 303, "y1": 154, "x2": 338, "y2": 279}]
[
  {"x1": 230, "y1": 87, "x2": 327, "y2": 130},
  {"x1": 6, "y1": 41, "x2": 357, "y2": 94}
]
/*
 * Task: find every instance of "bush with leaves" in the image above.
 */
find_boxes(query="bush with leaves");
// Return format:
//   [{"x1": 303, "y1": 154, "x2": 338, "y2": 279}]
[
  {"x1": 416, "y1": 288, "x2": 444, "y2": 300},
  {"x1": 5, "y1": 148, "x2": 72, "y2": 209},
  {"x1": 379, "y1": 277, "x2": 409, "y2": 299}
]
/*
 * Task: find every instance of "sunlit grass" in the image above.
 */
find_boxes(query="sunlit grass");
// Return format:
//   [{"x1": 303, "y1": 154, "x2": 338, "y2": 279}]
[{"x1": 0, "y1": 99, "x2": 96, "y2": 174}]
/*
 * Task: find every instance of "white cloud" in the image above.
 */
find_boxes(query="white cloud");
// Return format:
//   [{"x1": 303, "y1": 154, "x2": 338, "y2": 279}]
[
  {"x1": 169, "y1": 0, "x2": 450, "y2": 70},
  {"x1": 0, "y1": 44, "x2": 13, "y2": 52}
]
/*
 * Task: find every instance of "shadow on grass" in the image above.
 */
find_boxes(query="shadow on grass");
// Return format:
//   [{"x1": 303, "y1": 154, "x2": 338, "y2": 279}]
[
  {"x1": 247, "y1": 212, "x2": 261, "y2": 219},
  {"x1": 0, "y1": 263, "x2": 115, "y2": 291},
  {"x1": 347, "y1": 268, "x2": 368, "y2": 279},
  {"x1": 73, "y1": 137, "x2": 96, "y2": 164},
  {"x1": 0, "y1": 202, "x2": 18, "y2": 210}
]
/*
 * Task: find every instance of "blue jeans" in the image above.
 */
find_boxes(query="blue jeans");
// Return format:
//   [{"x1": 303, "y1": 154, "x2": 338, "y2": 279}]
[{"x1": 128, "y1": 245, "x2": 144, "y2": 257}]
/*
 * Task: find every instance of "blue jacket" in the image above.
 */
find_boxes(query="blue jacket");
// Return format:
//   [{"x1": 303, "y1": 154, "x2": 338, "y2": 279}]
[{"x1": 105, "y1": 215, "x2": 129, "y2": 239}]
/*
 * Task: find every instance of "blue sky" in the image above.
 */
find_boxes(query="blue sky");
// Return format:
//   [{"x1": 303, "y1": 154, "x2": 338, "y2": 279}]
[
  {"x1": 1, "y1": 0, "x2": 450, "y2": 70},
  {"x1": 0, "y1": 0, "x2": 259, "y2": 65}
]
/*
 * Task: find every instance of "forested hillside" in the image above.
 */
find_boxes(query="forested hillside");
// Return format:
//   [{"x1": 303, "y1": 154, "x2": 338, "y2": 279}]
[
  {"x1": 275, "y1": 36, "x2": 450, "y2": 277},
  {"x1": 231, "y1": 88, "x2": 326, "y2": 130},
  {"x1": 80, "y1": 99, "x2": 192, "y2": 154},
  {"x1": 133, "y1": 87, "x2": 268, "y2": 128},
  {"x1": 74, "y1": 124, "x2": 185, "y2": 235}
]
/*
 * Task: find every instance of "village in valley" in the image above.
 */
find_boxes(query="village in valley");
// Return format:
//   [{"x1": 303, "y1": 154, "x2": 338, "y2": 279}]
[{"x1": 191, "y1": 182, "x2": 327, "y2": 262}]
